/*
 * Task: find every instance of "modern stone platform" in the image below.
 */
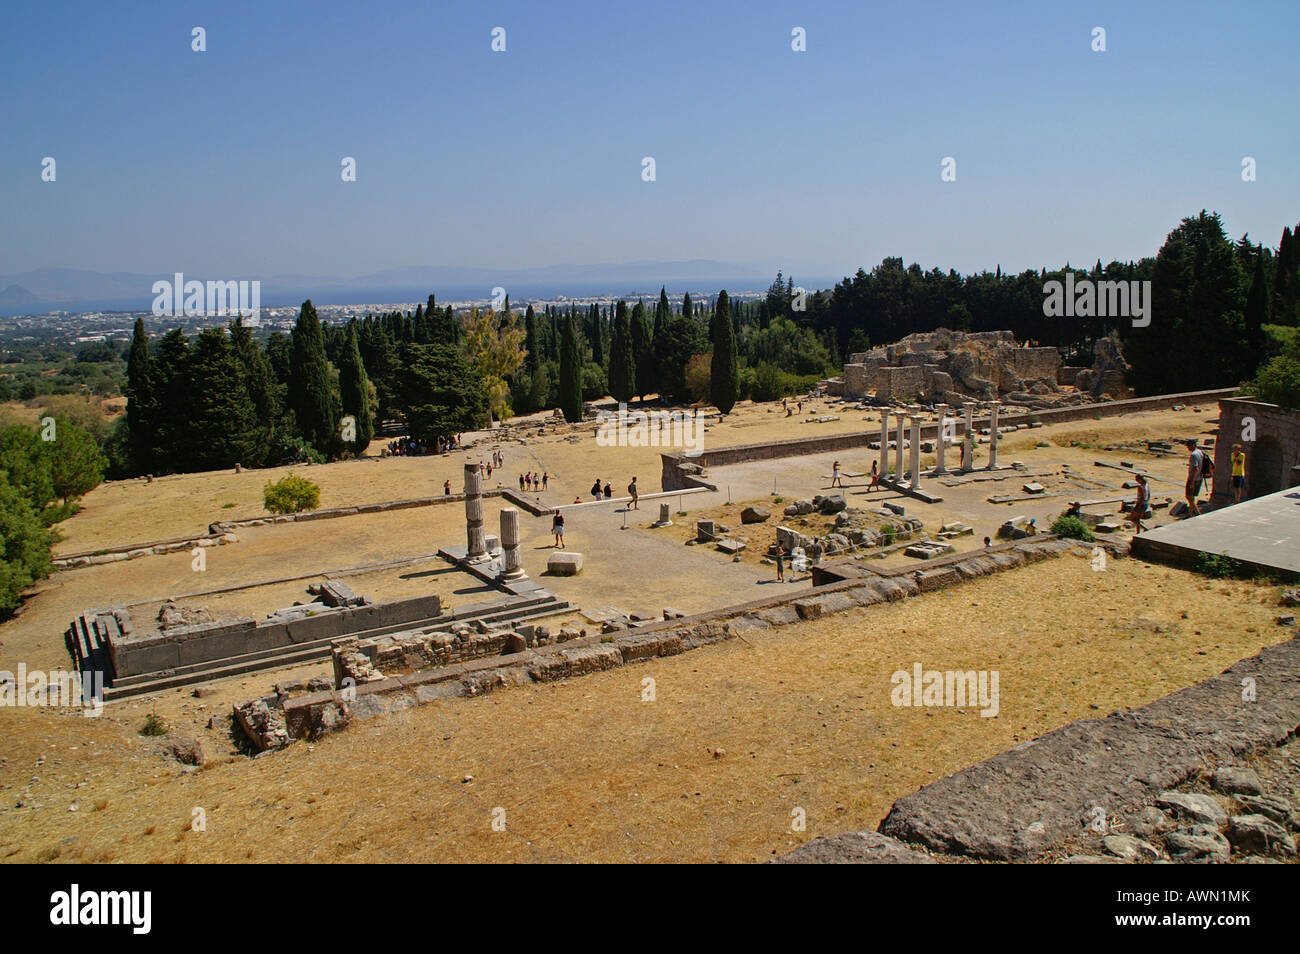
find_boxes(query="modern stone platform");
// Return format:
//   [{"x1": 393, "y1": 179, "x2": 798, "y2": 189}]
[{"x1": 1131, "y1": 486, "x2": 1300, "y2": 578}]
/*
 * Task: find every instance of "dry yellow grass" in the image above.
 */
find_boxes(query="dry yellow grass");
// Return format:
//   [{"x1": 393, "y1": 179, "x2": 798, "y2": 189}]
[
  {"x1": 0, "y1": 554, "x2": 1287, "y2": 864},
  {"x1": 0, "y1": 398, "x2": 1259, "y2": 863}
]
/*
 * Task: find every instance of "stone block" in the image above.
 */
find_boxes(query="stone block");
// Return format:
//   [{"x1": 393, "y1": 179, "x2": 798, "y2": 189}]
[{"x1": 546, "y1": 551, "x2": 584, "y2": 575}]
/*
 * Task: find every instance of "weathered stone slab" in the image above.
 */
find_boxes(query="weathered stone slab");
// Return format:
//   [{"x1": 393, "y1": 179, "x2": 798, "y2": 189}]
[
  {"x1": 774, "y1": 831, "x2": 936, "y2": 864},
  {"x1": 546, "y1": 551, "x2": 584, "y2": 575},
  {"x1": 877, "y1": 637, "x2": 1300, "y2": 861}
]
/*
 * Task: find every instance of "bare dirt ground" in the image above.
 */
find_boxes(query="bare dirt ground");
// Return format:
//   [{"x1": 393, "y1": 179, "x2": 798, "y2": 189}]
[{"x1": 1, "y1": 398, "x2": 1271, "y2": 864}]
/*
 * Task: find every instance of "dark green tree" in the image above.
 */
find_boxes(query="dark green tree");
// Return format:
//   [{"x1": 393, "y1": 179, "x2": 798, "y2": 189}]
[
  {"x1": 710, "y1": 290, "x2": 740, "y2": 414},
  {"x1": 559, "y1": 314, "x2": 583, "y2": 422},
  {"x1": 607, "y1": 301, "x2": 636, "y2": 403},
  {"x1": 188, "y1": 328, "x2": 262, "y2": 470},
  {"x1": 396, "y1": 343, "x2": 488, "y2": 442},
  {"x1": 124, "y1": 318, "x2": 156, "y2": 474},
  {"x1": 524, "y1": 305, "x2": 539, "y2": 374},
  {"x1": 289, "y1": 300, "x2": 340, "y2": 457},
  {"x1": 338, "y1": 322, "x2": 375, "y2": 455},
  {"x1": 0, "y1": 472, "x2": 54, "y2": 614}
]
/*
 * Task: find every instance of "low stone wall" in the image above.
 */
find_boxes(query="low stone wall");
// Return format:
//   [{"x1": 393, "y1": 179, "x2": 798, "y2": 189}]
[
  {"x1": 108, "y1": 593, "x2": 442, "y2": 679},
  {"x1": 54, "y1": 489, "x2": 548, "y2": 571},
  {"x1": 235, "y1": 536, "x2": 1078, "y2": 750},
  {"x1": 779, "y1": 634, "x2": 1300, "y2": 863}
]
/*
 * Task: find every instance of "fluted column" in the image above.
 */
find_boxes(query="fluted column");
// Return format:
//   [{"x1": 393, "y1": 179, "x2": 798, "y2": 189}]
[
  {"x1": 498, "y1": 507, "x2": 524, "y2": 581},
  {"x1": 464, "y1": 462, "x2": 487, "y2": 559}
]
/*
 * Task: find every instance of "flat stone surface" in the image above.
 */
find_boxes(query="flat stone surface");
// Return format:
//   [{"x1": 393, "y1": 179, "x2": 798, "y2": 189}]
[{"x1": 1133, "y1": 486, "x2": 1300, "y2": 575}]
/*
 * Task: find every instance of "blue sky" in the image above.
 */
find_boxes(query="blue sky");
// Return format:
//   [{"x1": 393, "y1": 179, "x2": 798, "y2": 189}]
[{"x1": 2, "y1": 0, "x2": 1297, "y2": 282}]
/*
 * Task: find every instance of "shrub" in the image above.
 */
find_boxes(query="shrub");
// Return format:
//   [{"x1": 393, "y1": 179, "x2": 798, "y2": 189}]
[
  {"x1": 1050, "y1": 514, "x2": 1095, "y2": 542},
  {"x1": 263, "y1": 472, "x2": 321, "y2": 514},
  {"x1": 139, "y1": 711, "x2": 168, "y2": 737},
  {"x1": 1194, "y1": 552, "x2": 1241, "y2": 579}
]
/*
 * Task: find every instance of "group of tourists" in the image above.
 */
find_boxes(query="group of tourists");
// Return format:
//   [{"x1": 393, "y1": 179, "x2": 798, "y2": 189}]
[
  {"x1": 520, "y1": 471, "x2": 549, "y2": 492},
  {"x1": 385, "y1": 434, "x2": 460, "y2": 457}
]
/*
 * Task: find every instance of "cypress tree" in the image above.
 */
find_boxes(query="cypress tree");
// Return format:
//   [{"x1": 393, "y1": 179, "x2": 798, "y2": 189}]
[
  {"x1": 710, "y1": 290, "x2": 739, "y2": 414},
  {"x1": 188, "y1": 328, "x2": 260, "y2": 470},
  {"x1": 608, "y1": 301, "x2": 636, "y2": 403},
  {"x1": 289, "y1": 300, "x2": 339, "y2": 456},
  {"x1": 590, "y1": 304, "x2": 603, "y2": 366},
  {"x1": 124, "y1": 317, "x2": 156, "y2": 474},
  {"x1": 152, "y1": 328, "x2": 193, "y2": 472},
  {"x1": 1272, "y1": 226, "x2": 1297, "y2": 326},
  {"x1": 559, "y1": 314, "x2": 583, "y2": 422},
  {"x1": 229, "y1": 318, "x2": 279, "y2": 466},
  {"x1": 524, "y1": 305, "x2": 539, "y2": 373},
  {"x1": 631, "y1": 301, "x2": 652, "y2": 398},
  {"x1": 1244, "y1": 253, "x2": 1269, "y2": 356},
  {"x1": 682, "y1": 292, "x2": 693, "y2": 322},
  {"x1": 339, "y1": 322, "x2": 375, "y2": 455}
]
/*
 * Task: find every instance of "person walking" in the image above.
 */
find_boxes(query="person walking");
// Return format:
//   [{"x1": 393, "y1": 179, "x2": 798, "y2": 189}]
[
  {"x1": 444, "y1": 479, "x2": 451, "y2": 496},
  {"x1": 628, "y1": 476, "x2": 639, "y2": 510},
  {"x1": 1231, "y1": 443, "x2": 1247, "y2": 503},
  {"x1": 552, "y1": 510, "x2": 565, "y2": 548},
  {"x1": 830, "y1": 460, "x2": 843, "y2": 488},
  {"x1": 774, "y1": 541, "x2": 785, "y2": 582},
  {"x1": 1185, "y1": 440, "x2": 1205, "y2": 516},
  {"x1": 603, "y1": 482, "x2": 612, "y2": 499},
  {"x1": 542, "y1": 472, "x2": 549, "y2": 491},
  {"x1": 591, "y1": 478, "x2": 603, "y2": 498},
  {"x1": 1130, "y1": 474, "x2": 1149, "y2": 534}
]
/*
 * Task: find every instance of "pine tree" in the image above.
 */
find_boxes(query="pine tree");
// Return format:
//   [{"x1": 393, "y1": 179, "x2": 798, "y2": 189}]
[
  {"x1": 289, "y1": 300, "x2": 340, "y2": 457},
  {"x1": 608, "y1": 301, "x2": 636, "y2": 403},
  {"x1": 1244, "y1": 253, "x2": 1270, "y2": 357},
  {"x1": 710, "y1": 290, "x2": 739, "y2": 414},
  {"x1": 338, "y1": 322, "x2": 375, "y2": 455},
  {"x1": 124, "y1": 318, "x2": 156, "y2": 474},
  {"x1": 682, "y1": 292, "x2": 694, "y2": 322},
  {"x1": 559, "y1": 314, "x2": 583, "y2": 422}
]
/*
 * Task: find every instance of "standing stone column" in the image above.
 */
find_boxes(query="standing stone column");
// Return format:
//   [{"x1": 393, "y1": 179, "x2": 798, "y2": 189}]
[
  {"x1": 988, "y1": 402, "x2": 1000, "y2": 470},
  {"x1": 894, "y1": 412, "x2": 906, "y2": 482},
  {"x1": 909, "y1": 413, "x2": 923, "y2": 490},
  {"x1": 962, "y1": 402, "x2": 976, "y2": 471},
  {"x1": 464, "y1": 462, "x2": 487, "y2": 560},
  {"x1": 498, "y1": 506, "x2": 525, "y2": 581},
  {"x1": 878, "y1": 414, "x2": 890, "y2": 481},
  {"x1": 933, "y1": 404, "x2": 949, "y2": 475}
]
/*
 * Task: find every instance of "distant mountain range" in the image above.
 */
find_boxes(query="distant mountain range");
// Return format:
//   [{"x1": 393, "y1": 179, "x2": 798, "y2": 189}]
[{"x1": 0, "y1": 261, "x2": 826, "y2": 317}]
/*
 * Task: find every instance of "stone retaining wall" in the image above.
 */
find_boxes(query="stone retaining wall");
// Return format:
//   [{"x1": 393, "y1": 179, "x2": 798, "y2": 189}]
[
  {"x1": 235, "y1": 536, "x2": 1079, "y2": 750},
  {"x1": 109, "y1": 593, "x2": 442, "y2": 678}
]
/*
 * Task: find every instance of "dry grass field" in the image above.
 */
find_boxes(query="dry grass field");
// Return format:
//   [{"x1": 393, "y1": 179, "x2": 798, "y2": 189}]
[
  {"x1": 0, "y1": 397, "x2": 1269, "y2": 864},
  {"x1": 0, "y1": 556, "x2": 1286, "y2": 864}
]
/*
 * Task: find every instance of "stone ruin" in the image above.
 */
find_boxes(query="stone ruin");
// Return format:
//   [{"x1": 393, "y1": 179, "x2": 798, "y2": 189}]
[
  {"x1": 1058, "y1": 332, "x2": 1135, "y2": 401},
  {"x1": 840, "y1": 328, "x2": 1126, "y2": 408}
]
